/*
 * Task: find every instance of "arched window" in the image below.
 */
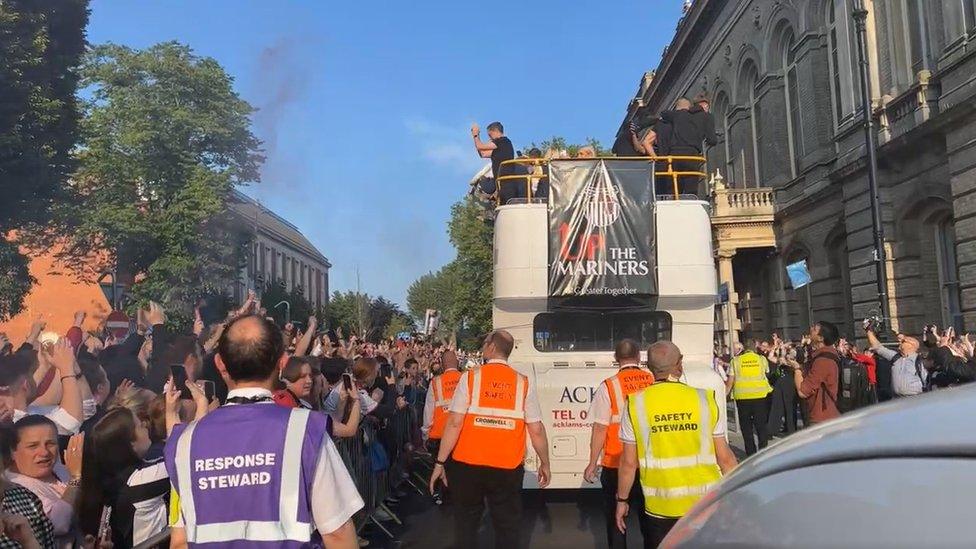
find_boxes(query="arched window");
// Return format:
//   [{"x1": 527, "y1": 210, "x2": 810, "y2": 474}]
[
  {"x1": 782, "y1": 31, "x2": 804, "y2": 177},
  {"x1": 935, "y1": 217, "x2": 963, "y2": 331},
  {"x1": 735, "y1": 62, "x2": 762, "y2": 187},
  {"x1": 943, "y1": 0, "x2": 976, "y2": 41},
  {"x1": 709, "y1": 93, "x2": 731, "y2": 184},
  {"x1": 826, "y1": 0, "x2": 861, "y2": 123}
]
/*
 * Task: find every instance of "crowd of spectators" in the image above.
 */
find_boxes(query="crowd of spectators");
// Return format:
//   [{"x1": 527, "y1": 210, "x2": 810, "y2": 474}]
[
  {"x1": 0, "y1": 292, "x2": 467, "y2": 548},
  {"x1": 713, "y1": 319, "x2": 976, "y2": 443}
]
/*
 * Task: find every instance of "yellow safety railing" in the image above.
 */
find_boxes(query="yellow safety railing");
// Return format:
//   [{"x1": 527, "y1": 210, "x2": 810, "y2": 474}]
[{"x1": 493, "y1": 156, "x2": 707, "y2": 206}]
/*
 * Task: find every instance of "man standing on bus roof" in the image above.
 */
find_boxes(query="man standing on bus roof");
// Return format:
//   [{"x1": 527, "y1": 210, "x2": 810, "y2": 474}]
[
  {"x1": 584, "y1": 339, "x2": 655, "y2": 549},
  {"x1": 725, "y1": 339, "x2": 773, "y2": 456},
  {"x1": 429, "y1": 330, "x2": 551, "y2": 549},
  {"x1": 472, "y1": 121, "x2": 523, "y2": 204},
  {"x1": 616, "y1": 341, "x2": 738, "y2": 548}
]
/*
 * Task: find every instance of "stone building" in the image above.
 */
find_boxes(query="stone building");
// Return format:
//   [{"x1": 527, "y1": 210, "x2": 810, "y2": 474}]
[
  {"x1": 1, "y1": 191, "x2": 329, "y2": 337},
  {"x1": 620, "y1": 0, "x2": 976, "y2": 342},
  {"x1": 229, "y1": 190, "x2": 331, "y2": 310}
]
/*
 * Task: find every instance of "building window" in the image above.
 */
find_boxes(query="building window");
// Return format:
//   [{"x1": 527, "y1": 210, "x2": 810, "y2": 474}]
[
  {"x1": 826, "y1": 0, "x2": 861, "y2": 124},
  {"x1": 935, "y1": 218, "x2": 964, "y2": 331},
  {"x1": 707, "y1": 93, "x2": 730, "y2": 182},
  {"x1": 943, "y1": 0, "x2": 976, "y2": 40},
  {"x1": 887, "y1": 0, "x2": 932, "y2": 91},
  {"x1": 735, "y1": 62, "x2": 761, "y2": 187},
  {"x1": 783, "y1": 31, "x2": 804, "y2": 177}
]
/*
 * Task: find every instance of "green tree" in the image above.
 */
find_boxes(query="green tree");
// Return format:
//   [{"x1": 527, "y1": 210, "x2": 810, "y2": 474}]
[
  {"x1": 529, "y1": 136, "x2": 608, "y2": 157},
  {"x1": 44, "y1": 42, "x2": 263, "y2": 316},
  {"x1": 446, "y1": 198, "x2": 495, "y2": 347},
  {"x1": 327, "y1": 290, "x2": 411, "y2": 342},
  {"x1": 406, "y1": 267, "x2": 460, "y2": 338},
  {"x1": 0, "y1": 0, "x2": 89, "y2": 319},
  {"x1": 260, "y1": 280, "x2": 324, "y2": 329}
]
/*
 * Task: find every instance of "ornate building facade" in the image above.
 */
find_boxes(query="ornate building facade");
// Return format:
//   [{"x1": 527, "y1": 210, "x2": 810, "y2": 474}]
[{"x1": 621, "y1": 0, "x2": 976, "y2": 341}]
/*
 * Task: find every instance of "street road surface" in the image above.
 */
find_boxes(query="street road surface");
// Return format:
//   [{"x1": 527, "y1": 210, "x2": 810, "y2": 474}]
[{"x1": 365, "y1": 433, "x2": 746, "y2": 548}]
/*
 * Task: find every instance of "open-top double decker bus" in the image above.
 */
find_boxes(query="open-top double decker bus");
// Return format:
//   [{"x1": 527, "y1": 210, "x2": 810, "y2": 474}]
[{"x1": 491, "y1": 156, "x2": 722, "y2": 489}]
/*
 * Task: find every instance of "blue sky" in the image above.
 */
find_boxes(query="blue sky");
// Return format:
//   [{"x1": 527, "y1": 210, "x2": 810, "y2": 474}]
[{"x1": 87, "y1": 0, "x2": 685, "y2": 305}]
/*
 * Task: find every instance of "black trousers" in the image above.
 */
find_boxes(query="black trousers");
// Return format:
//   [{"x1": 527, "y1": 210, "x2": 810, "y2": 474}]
[
  {"x1": 670, "y1": 158, "x2": 703, "y2": 198},
  {"x1": 600, "y1": 467, "x2": 651, "y2": 549},
  {"x1": 645, "y1": 515, "x2": 679, "y2": 548},
  {"x1": 736, "y1": 397, "x2": 770, "y2": 456},
  {"x1": 451, "y1": 461, "x2": 523, "y2": 549}
]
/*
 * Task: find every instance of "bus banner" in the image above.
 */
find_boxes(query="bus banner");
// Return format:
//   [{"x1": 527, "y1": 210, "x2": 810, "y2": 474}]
[{"x1": 548, "y1": 159, "x2": 655, "y2": 298}]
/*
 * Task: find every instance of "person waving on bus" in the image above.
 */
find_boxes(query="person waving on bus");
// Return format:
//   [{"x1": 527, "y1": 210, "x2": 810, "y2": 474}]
[
  {"x1": 584, "y1": 339, "x2": 655, "y2": 549},
  {"x1": 428, "y1": 330, "x2": 551, "y2": 549}
]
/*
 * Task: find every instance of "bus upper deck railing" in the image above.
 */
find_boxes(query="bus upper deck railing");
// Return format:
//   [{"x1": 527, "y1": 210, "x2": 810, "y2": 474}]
[{"x1": 494, "y1": 155, "x2": 707, "y2": 206}]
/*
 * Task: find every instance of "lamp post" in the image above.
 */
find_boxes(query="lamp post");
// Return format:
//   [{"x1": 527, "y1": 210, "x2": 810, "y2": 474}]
[
  {"x1": 274, "y1": 300, "x2": 291, "y2": 326},
  {"x1": 851, "y1": 0, "x2": 891, "y2": 327}
]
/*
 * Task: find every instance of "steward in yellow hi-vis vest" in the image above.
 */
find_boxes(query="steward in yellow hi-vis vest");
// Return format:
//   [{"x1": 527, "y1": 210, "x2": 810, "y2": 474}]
[
  {"x1": 629, "y1": 381, "x2": 721, "y2": 517},
  {"x1": 614, "y1": 342, "x2": 737, "y2": 549},
  {"x1": 730, "y1": 350, "x2": 772, "y2": 400},
  {"x1": 728, "y1": 346, "x2": 773, "y2": 457}
]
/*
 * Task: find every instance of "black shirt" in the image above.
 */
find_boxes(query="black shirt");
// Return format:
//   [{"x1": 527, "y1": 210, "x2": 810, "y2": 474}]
[
  {"x1": 490, "y1": 136, "x2": 515, "y2": 179},
  {"x1": 660, "y1": 106, "x2": 717, "y2": 154}
]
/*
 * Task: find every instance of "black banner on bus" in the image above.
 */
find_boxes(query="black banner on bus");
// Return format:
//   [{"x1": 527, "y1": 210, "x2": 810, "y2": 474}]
[{"x1": 548, "y1": 159, "x2": 655, "y2": 299}]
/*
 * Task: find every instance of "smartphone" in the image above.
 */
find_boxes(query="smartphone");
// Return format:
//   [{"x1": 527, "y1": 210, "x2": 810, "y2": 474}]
[
  {"x1": 342, "y1": 373, "x2": 354, "y2": 392},
  {"x1": 200, "y1": 380, "x2": 215, "y2": 402},
  {"x1": 169, "y1": 364, "x2": 191, "y2": 399}
]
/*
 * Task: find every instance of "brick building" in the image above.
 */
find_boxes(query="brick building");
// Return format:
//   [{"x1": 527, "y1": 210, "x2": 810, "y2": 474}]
[
  {"x1": 620, "y1": 0, "x2": 976, "y2": 342},
  {"x1": 1, "y1": 190, "x2": 329, "y2": 339}
]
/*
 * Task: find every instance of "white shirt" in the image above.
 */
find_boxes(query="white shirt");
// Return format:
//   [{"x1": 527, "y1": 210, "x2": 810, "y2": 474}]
[
  {"x1": 422, "y1": 385, "x2": 435, "y2": 439},
  {"x1": 322, "y1": 385, "x2": 378, "y2": 423},
  {"x1": 176, "y1": 388, "x2": 364, "y2": 536},
  {"x1": 587, "y1": 364, "x2": 643, "y2": 426},
  {"x1": 448, "y1": 362, "x2": 543, "y2": 423},
  {"x1": 619, "y1": 382, "x2": 727, "y2": 444},
  {"x1": 14, "y1": 406, "x2": 82, "y2": 435}
]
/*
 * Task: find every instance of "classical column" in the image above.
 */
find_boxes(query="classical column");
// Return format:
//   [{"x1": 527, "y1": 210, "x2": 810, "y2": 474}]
[{"x1": 717, "y1": 248, "x2": 739, "y2": 348}]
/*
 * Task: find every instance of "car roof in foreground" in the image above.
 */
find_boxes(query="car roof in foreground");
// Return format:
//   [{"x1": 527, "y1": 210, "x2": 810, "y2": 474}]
[{"x1": 717, "y1": 383, "x2": 976, "y2": 495}]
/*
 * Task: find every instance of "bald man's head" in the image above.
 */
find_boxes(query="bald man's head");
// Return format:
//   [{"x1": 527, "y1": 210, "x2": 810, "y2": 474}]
[
  {"x1": 614, "y1": 339, "x2": 641, "y2": 364},
  {"x1": 646, "y1": 341, "x2": 683, "y2": 380},
  {"x1": 216, "y1": 315, "x2": 285, "y2": 383},
  {"x1": 483, "y1": 330, "x2": 515, "y2": 360},
  {"x1": 675, "y1": 97, "x2": 692, "y2": 110},
  {"x1": 441, "y1": 350, "x2": 460, "y2": 372}
]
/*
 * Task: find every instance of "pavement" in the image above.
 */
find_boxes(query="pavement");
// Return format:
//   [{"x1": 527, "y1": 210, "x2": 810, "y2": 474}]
[{"x1": 362, "y1": 436, "x2": 749, "y2": 549}]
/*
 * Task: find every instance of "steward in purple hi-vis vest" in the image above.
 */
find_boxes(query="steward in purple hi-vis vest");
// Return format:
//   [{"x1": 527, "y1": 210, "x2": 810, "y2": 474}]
[{"x1": 164, "y1": 403, "x2": 327, "y2": 547}]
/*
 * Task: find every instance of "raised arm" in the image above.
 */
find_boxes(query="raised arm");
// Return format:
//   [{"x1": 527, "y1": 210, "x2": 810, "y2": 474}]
[{"x1": 294, "y1": 316, "x2": 318, "y2": 357}]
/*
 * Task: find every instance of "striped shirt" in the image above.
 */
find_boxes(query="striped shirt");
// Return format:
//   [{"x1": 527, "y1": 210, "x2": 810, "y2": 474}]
[{"x1": 109, "y1": 459, "x2": 171, "y2": 548}]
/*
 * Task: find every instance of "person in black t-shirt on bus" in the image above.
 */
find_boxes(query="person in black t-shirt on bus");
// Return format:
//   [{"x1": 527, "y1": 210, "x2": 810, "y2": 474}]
[{"x1": 472, "y1": 121, "x2": 524, "y2": 204}]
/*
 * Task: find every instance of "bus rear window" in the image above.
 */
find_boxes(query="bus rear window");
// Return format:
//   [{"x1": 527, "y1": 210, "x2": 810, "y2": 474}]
[{"x1": 532, "y1": 312, "x2": 672, "y2": 352}]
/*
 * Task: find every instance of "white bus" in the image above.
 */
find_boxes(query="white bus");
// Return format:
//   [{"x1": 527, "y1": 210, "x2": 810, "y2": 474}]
[{"x1": 491, "y1": 157, "x2": 725, "y2": 489}]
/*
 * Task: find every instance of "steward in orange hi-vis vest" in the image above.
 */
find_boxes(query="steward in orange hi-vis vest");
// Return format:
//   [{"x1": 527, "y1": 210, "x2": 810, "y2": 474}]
[
  {"x1": 428, "y1": 369, "x2": 463, "y2": 440},
  {"x1": 601, "y1": 367, "x2": 654, "y2": 468},
  {"x1": 452, "y1": 362, "x2": 529, "y2": 469}
]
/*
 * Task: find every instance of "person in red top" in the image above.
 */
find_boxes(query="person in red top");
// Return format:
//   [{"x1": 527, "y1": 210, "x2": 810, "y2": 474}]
[{"x1": 788, "y1": 321, "x2": 841, "y2": 425}]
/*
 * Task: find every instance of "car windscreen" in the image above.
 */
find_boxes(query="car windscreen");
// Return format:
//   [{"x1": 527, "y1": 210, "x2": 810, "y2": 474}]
[{"x1": 532, "y1": 311, "x2": 672, "y2": 352}]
